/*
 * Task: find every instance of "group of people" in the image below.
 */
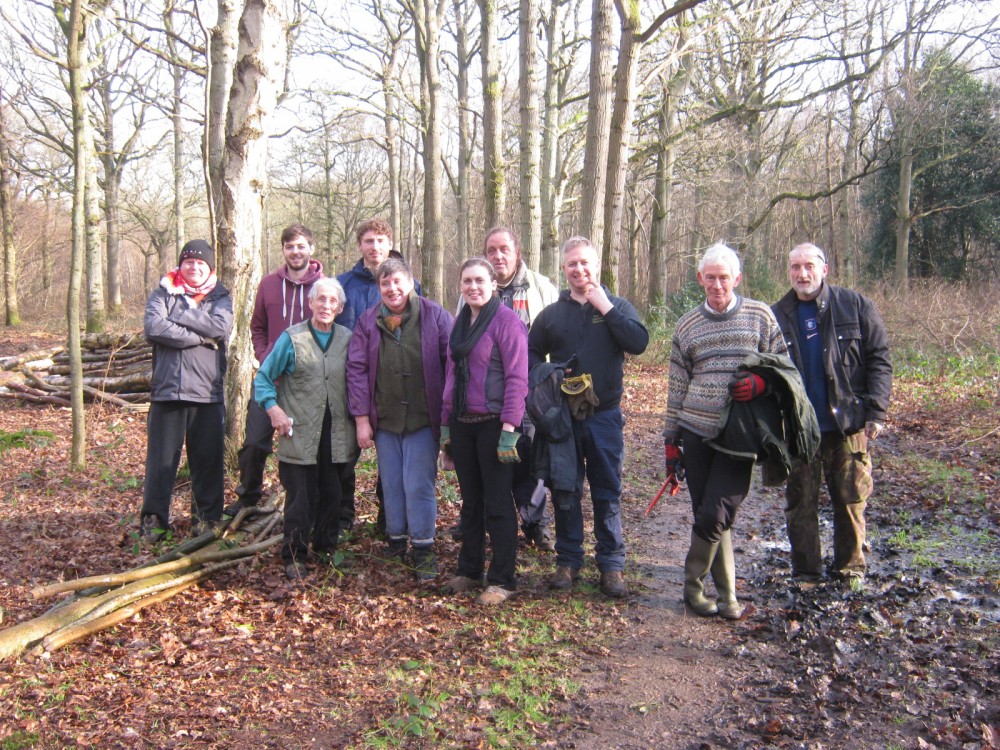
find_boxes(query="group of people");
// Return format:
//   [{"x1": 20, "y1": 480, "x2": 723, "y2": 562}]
[
  {"x1": 139, "y1": 222, "x2": 890, "y2": 613},
  {"x1": 665, "y1": 242, "x2": 891, "y2": 619}
]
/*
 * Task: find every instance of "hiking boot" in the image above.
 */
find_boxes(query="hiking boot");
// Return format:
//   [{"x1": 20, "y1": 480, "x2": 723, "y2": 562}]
[
  {"x1": 600, "y1": 570, "x2": 627, "y2": 598},
  {"x1": 441, "y1": 575, "x2": 480, "y2": 594},
  {"x1": 190, "y1": 519, "x2": 217, "y2": 538},
  {"x1": 285, "y1": 561, "x2": 309, "y2": 580},
  {"x1": 476, "y1": 586, "x2": 514, "y2": 605},
  {"x1": 412, "y1": 545, "x2": 438, "y2": 582},
  {"x1": 525, "y1": 524, "x2": 555, "y2": 552},
  {"x1": 140, "y1": 514, "x2": 168, "y2": 544},
  {"x1": 549, "y1": 566, "x2": 579, "y2": 590},
  {"x1": 385, "y1": 537, "x2": 408, "y2": 560}
]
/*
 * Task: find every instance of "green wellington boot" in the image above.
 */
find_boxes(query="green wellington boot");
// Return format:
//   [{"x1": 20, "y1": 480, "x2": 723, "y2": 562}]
[
  {"x1": 711, "y1": 528, "x2": 744, "y2": 620},
  {"x1": 683, "y1": 530, "x2": 719, "y2": 616}
]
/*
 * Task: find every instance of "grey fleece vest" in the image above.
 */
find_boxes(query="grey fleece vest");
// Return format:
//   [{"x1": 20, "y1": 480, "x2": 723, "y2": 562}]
[{"x1": 276, "y1": 321, "x2": 358, "y2": 466}]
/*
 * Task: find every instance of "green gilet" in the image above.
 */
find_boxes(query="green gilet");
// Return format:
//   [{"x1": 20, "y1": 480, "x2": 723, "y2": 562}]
[{"x1": 276, "y1": 321, "x2": 358, "y2": 465}]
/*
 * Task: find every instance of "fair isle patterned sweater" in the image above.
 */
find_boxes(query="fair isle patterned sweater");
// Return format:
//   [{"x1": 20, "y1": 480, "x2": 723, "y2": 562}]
[{"x1": 663, "y1": 296, "x2": 786, "y2": 442}]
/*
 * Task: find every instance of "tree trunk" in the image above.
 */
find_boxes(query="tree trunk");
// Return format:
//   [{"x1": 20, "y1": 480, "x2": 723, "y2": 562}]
[
  {"x1": 63, "y1": 0, "x2": 89, "y2": 470},
  {"x1": 578, "y1": 0, "x2": 615, "y2": 244},
  {"x1": 414, "y1": 0, "x2": 446, "y2": 299},
  {"x1": 539, "y1": 0, "x2": 567, "y2": 280},
  {"x1": 599, "y1": 10, "x2": 640, "y2": 292},
  {"x1": 165, "y1": 2, "x2": 186, "y2": 255},
  {"x1": 518, "y1": 0, "x2": 542, "y2": 270},
  {"x1": 479, "y1": 0, "x2": 504, "y2": 229},
  {"x1": 452, "y1": 0, "x2": 471, "y2": 260},
  {"x1": 84, "y1": 125, "x2": 106, "y2": 333},
  {"x1": 206, "y1": 0, "x2": 240, "y2": 246},
  {"x1": 97, "y1": 78, "x2": 123, "y2": 313},
  {"x1": 216, "y1": 0, "x2": 289, "y2": 452},
  {"x1": 0, "y1": 94, "x2": 20, "y2": 326}
]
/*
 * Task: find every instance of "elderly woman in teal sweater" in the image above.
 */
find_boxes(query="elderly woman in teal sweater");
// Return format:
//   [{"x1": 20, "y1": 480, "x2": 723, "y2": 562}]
[{"x1": 254, "y1": 277, "x2": 358, "y2": 581}]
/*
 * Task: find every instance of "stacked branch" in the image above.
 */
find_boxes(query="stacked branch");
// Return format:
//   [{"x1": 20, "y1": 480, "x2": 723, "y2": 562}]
[
  {"x1": 0, "y1": 332, "x2": 152, "y2": 410},
  {"x1": 0, "y1": 496, "x2": 284, "y2": 661}
]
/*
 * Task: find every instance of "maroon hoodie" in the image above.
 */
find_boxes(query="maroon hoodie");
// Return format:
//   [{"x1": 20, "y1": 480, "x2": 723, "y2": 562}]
[{"x1": 250, "y1": 258, "x2": 325, "y2": 362}]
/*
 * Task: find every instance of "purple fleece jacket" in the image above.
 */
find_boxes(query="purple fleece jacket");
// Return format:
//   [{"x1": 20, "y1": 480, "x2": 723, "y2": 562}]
[
  {"x1": 442, "y1": 304, "x2": 528, "y2": 427},
  {"x1": 346, "y1": 296, "x2": 453, "y2": 442},
  {"x1": 249, "y1": 259, "x2": 325, "y2": 362}
]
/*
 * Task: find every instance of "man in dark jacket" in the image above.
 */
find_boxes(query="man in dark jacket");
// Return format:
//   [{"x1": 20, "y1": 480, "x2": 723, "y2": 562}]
[
  {"x1": 772, "y1": 243, "x2": 892, "y2": 581},
  {"x1": 528, "y1": 236, "x2": 649, "y2": 598},
  {"x1": 141, "y1": 240, "x2": 233, "y2": 542},
  {"x1": 230, "y1": 225, "x2": 325, "y2": 517}
]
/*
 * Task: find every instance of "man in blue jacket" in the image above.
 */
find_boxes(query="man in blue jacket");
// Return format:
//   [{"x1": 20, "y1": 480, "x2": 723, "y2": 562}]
[
  {"x1": 527, "y1": 236, "x2": 649, "y2": 597},
  {"x1": 771, "y1": 243, "x2": 892, "y2": 581}
]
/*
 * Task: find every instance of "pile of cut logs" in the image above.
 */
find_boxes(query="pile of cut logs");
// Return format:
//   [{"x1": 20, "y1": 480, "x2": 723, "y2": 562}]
[{"x1": 0, "y1": 333, "x2": 151, "y2": 411}]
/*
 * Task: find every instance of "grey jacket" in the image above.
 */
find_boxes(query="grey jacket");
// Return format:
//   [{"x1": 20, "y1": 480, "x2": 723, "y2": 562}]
[{"x1": 144, "y1": 283, "x2": 233, "y2": 403}]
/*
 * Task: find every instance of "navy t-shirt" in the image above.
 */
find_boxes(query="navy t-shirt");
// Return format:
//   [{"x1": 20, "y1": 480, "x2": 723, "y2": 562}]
[{"x1": 796, "y1": 300, "x2": 836, "y2": 432}]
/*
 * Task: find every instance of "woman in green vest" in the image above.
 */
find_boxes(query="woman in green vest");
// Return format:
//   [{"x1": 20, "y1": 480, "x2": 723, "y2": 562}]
[{"x1": 254, "y1": 277, "x2": 358, "y2": 581}]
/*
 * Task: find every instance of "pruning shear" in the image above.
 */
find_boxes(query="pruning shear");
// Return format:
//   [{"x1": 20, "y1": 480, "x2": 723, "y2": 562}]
[{"x1": 644, "y1": 475, "x2": 681, "y2": 516}]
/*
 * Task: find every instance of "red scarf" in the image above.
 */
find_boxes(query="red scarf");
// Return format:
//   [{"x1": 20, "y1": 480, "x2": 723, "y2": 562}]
[{"x1": 160, "y1": 268, "x2": 218, "y2": 303}]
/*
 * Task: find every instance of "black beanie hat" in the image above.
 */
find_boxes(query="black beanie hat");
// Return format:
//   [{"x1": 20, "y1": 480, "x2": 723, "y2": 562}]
[{"x1": 178, "y1": 239, "x2": 216, "y2": 271}]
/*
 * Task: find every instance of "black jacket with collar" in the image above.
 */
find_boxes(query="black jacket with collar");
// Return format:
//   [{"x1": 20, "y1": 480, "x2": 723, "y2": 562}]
[{"x1": 771, "y1": 283, "x2": 892, "y2": 437}]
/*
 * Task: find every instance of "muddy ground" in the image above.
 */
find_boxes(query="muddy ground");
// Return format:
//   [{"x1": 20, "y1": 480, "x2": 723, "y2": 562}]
[{"x1": 561, "y1": 367, "x2": 999, "y2": 750}]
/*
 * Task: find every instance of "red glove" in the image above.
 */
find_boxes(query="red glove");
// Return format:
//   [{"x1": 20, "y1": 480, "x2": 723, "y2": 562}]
[
  {"x1": 729, "y1": 372, "x2": 767, "y2": 402},
  {"x1": 664, "y1": 443, "x2": 685, "y2": 494}
]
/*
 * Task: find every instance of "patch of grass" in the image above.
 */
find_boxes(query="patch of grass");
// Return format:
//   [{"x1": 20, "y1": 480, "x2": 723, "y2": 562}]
[
  {"x1": 0, "y1": 428, "x2": 55, "y2": 456},
  {"x1": 99, "y1": 466, "x2": 142, "y2": 492},
  {"x1": 1, "y1": 731, "x2": 41, "y2": 750}
]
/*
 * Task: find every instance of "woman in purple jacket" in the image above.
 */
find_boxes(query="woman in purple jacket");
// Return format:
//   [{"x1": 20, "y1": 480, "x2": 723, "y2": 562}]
[
  {"x1": 346, "y1": 258, "x2": 452, "y2": 581},
  {"x1": 440, "y1": 258, "x2": 529, "y2": 605}
]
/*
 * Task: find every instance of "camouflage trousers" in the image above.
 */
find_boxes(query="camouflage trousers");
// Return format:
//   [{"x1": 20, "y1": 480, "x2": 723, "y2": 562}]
[{"x1": 784, "y1": 431, "x2": 873, "y2": 578}]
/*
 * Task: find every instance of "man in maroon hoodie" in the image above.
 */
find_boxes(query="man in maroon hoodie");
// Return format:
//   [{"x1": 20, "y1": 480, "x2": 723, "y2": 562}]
[{"x1": 229, "y1": 225, "x2": 329, "y2": 518}]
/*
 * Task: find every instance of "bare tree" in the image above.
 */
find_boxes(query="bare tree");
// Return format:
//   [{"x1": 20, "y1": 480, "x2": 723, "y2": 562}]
[
  {"x1": 0, "y1": 91, "x2": 21, "y2": 326},
  {"x1": 480, "y1": 0, "x2": 504, "y2": 228},
  {"x1": 214, "y1": 0, "x2": 290, "y2": 448},
  {"x1": 518, "y1": 0, "x2": 541, "y2": 268},
  {"x1": 410, "y1": 0, "x2": 448, "y2": 299},
  {"x1": 577, "y1": 0, "x2": 615, "y2": 244}
]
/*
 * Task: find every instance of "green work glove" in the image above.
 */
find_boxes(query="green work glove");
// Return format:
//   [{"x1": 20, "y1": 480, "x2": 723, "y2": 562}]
[
  {"x1": 497, "y1": 430, "x2": 522, "y2": 464},
  {"x1": 439, "y1": 425, "x2": 451, "y2": 455}
]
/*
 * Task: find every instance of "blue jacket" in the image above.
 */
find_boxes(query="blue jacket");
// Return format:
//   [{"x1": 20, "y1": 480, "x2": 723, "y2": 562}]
[{"x1": 335, "y1": 256, "x2": 424, "y2": 332}]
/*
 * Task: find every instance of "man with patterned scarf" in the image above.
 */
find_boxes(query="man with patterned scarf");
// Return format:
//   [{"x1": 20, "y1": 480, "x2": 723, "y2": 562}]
[{"x1": 140, "y1": 240, "x2": 233, "y2": 543}]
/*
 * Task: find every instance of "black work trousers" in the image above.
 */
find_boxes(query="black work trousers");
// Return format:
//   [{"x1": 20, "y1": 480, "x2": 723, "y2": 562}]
[
  {"x1": 278, "y1": 410, "x2": 349, "y2": 562},
  {"x1": 142, "y1": 401, "x2": 225, "y2": 526},
  {"x1": 235, "y1": 397, "x2": 274, "y2": 506},
  {"x1": 451, "y1": 417, "x2": 517, "y2": 589},
  {"x1": 681, "y1": 428, "x2": 754, "y2": 544}
]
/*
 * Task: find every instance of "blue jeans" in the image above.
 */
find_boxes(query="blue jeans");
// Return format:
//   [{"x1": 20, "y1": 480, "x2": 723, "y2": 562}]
[
  {"x1": 375, "y1": 427, "x2": 438, "y2": 545},
  {"x1": 553, "y1": 408, "x2": 626, "y2": 572}
]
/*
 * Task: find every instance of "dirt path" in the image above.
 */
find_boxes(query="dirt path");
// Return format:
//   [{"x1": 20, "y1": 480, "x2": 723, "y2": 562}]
[{"x1": 561, "y1": 405, "x2": 763, "y2": 750}]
